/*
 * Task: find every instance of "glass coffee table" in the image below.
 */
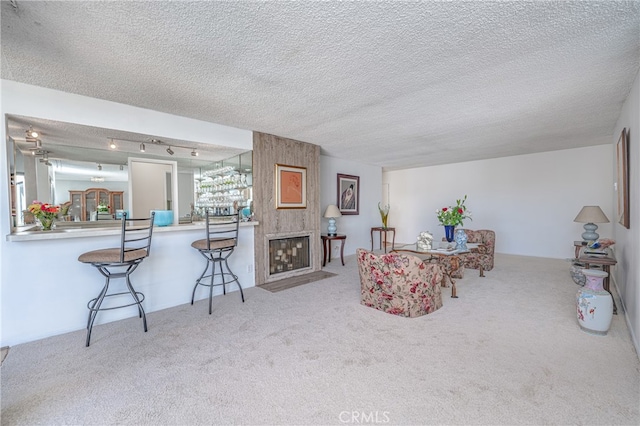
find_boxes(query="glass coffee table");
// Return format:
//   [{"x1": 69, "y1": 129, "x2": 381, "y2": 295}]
[{"x1": 392, "y1": 243, "x2": 477, "y2": 298}]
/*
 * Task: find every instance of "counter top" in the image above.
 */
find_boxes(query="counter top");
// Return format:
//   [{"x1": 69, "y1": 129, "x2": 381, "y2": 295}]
[{"x1": 6, "y1": 220, "x2": 258, "y2": 242}]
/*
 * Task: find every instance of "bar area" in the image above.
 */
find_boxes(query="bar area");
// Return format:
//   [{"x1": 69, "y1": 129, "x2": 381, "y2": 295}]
[{"x1": 1, "y1": 82, "x2": 257, "y2": 347}]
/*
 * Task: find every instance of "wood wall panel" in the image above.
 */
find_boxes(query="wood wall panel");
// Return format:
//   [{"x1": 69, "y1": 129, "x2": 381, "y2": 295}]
[{"x1": 253, "y1": 132, "x2": 321, "y2": 285}]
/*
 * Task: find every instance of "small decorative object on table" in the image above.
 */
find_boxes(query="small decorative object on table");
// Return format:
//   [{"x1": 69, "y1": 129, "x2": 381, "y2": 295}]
[
  {"x1": 97, "y1": 202, "x2": 110, "y2": 213},
  {"x1": 416, "y1": 231, "x2": 433, "y2": 250},
  {"x1": 28, "y1": 201, "x2": 60, "y2": 231},
  {"x1": 436, "y1": 195, "x2": 471, "y2": 242},
  {"x1": 151, "y1": 210, "x2": 174, "y2": 227},
  {"x1": 594, "y1": 238, "x2": 615, "y2": 249},
  {"x1": 454, "y1": 228, "x2": 468, "y2": 250},
  {"x1": 378, "y1": 202, "x2": 390, "y2": 228}
]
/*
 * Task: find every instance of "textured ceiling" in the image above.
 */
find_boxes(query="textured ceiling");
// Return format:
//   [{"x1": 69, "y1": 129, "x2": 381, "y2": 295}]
[{"x1": 2, "y1": 1, "x2": 639, "y2": 171}]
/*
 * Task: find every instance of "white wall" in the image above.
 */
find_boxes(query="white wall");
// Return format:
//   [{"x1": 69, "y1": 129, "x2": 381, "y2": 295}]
[
  {"x1": 383, "y1": 145, "x2": 614, "y2": 259},
  {"x1": 613, "y1": 69, "x2": 640, "y2": 356},
  {"x1": 1, "y1": 80, "x2": 253, "y2": 347},
  {"x1": 320, "y1": 156, "x2": 383, "y2": 259}
]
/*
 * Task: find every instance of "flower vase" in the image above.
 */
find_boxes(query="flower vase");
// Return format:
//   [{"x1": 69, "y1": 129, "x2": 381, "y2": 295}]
[
  {"x1": 454, "y1": 229, "x2": 468, "y2": 250},
  {"x1": 378, "y1": 203, "x2": 390, "y2": 229},
  {"x1": 444, "y1": 225, "x2": 455, "y2": 242},
  {"x1": 38, "y1": 217, "x2": 54, "y2": 231},
  {"x1": 381, "y1": 214, "x2": 388, "y2": 229}
]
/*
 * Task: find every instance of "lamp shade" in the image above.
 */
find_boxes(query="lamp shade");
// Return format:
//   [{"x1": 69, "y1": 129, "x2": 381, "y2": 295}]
[
  {"x1": 324, "y1": 204, "x2": 342, "y2": 218},
  {"x1": 574, "y1": 206, "x2": 609, "y2": 224}
]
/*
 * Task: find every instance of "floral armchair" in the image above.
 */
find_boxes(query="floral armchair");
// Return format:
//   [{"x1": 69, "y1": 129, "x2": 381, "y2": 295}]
[
  {"x1": 356, "y1": 248, "x2": 444, "y2": 318},
  {"x1": 457, "y1": 229, "x2": 495, "y2": 272}
]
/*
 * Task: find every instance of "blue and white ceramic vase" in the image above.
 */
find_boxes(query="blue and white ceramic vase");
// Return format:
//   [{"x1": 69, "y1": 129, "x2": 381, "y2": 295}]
[
  {"x1": 454, "y1": 229, "x2": 468, "y2": 250},
  {"x1": 444, "y1": 225, "x2": 455, "y2": 242}
]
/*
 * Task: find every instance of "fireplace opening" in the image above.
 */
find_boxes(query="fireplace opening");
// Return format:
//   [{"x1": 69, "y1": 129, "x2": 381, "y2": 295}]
[{"x1": 268, "y1": 236, "x2": 310, "y2": 275}]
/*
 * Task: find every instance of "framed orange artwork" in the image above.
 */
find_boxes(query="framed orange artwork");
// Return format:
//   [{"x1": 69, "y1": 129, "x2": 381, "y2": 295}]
[{"x1": 275, "y1": 164, "x2": 307, "y2": 209}]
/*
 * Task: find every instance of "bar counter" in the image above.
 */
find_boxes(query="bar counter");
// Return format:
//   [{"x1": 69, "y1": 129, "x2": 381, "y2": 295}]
[
  {"x1": 7, "y1": 220, "x2": 257, "y2": 242},
  {"x1": 2, "y1": 221, "x2": 258, "y2": 347}
]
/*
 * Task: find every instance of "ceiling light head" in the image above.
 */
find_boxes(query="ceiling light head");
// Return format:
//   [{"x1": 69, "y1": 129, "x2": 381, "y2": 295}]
[
  {"x1": 166, "y1": 147, "x2": 174, "y2": 155},
  {"x1": 97, "y1": 163, "x2": 102, "y2": 171},
  {"x1": 191, "y1": 149, "x2": 198, "y2": 157},
  {"x1": 109, "y1": 139, "x2": 117, "y2": 149},
  {"x1": 120, "y1": 164, "x2": 124, "y2": 171},
  {"x1": 26, "y1": 126, "x2": 38, "y2": 138},
  {"x1": 140, "y1": 143, "x2": 145, "y2": 152}
]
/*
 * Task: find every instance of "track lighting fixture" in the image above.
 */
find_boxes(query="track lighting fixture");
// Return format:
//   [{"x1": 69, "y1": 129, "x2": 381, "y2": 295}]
[
  {"x1": 97, "y1": 163, "x2": 102, "y2": 171},
  {"x1": 28, "y1": 139, "x2": 42, "y2": 154},
  {"x1": 120, "y1": 164, "x2": 124, "y2": 171},
  {"x1": 26, "y1": 126, "x2": 38, "y2": 139},
  {"x1": 39, "y1": 152, "x2": 51, "y2": 166},
  {"x1": 107, "y1": 136, "x2": 200, "y2": 157}
]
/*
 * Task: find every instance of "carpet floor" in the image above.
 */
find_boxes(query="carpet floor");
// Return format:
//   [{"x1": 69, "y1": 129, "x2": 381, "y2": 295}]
[{"x1": 1, "y1": 253, "x2": 639, "y2": 425}]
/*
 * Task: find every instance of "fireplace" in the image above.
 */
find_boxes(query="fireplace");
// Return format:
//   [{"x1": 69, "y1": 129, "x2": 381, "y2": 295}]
[{"x1": 268, "y1": 236, "x2": 310, "y2": 275}]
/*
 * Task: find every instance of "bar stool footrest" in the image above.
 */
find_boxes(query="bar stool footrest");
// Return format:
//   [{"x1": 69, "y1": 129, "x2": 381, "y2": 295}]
[
  {"x1": 195, "y1": 273, "x2": 239, "y2": 288},
  {"x1": 87, "y1": 291, "x2": 145, "y2": 312}
]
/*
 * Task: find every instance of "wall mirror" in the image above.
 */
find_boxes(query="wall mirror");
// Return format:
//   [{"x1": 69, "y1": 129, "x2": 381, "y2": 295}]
[{"x1": 5, "y1": 114, "x2": 252, "y2": 230}]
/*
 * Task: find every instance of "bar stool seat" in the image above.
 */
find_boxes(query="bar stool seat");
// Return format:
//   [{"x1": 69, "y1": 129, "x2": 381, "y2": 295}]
[
  {"x1": 191, "y1": 238, "x2": 236, "y2": 251},
  {"x1": 78, "y1": 248, "x2": 148, "y2": 263},
  {"x1": 78, "y1": 212, "x2": 155, "y2": 347},
  {"x1": 191, "y1": 211, "x2": 244, "y2": 314}
]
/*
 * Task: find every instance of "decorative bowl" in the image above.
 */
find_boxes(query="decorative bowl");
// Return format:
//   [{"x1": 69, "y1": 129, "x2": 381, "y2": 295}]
[{"x1": 151, "y1": 210, "x2": 173, "y2": 226}]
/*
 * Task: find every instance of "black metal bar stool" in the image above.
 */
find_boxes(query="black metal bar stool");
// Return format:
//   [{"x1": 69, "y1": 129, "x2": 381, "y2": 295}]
[
  {"x1": 78, "y1": 212, "x2": 155, "y2": 346},
  {"x1": 191, "y1": 211, "x2": 244, "y2": 314}
]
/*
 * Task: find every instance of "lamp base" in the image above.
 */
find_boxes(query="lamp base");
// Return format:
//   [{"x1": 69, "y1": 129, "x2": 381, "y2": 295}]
[
  {"x1": 327, "y1": 218, "x2": 337, "y2": 236},
  {"x1": 581, "y1": 223, "x2": 599, "y2": 242}
]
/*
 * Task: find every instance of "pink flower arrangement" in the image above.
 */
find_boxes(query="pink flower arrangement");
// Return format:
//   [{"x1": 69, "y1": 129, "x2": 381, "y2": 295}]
[
  {"x1": 28, "y1": 201, "x2": 60, "y2": 231},
  {"x1": 28, "y1": 201, "x2": 60, "y2": 221}
]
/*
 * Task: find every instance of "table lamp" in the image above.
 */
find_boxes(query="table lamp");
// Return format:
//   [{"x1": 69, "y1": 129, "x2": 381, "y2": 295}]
[
  {"x1": 574, "y1": 206, "x2": 609, "y2": 241},
  {"x1": 323, "y1": 204, "x2": 342, "y2": 236}
]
